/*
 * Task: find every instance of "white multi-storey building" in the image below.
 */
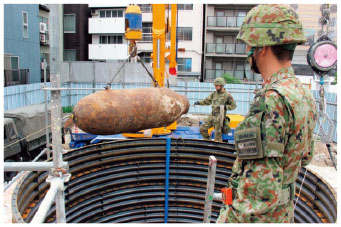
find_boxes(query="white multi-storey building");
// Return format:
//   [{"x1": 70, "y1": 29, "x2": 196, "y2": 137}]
[
  {"x1": 88, "y1": 4, "x2": 128, "y2": 60},
  {"x1": 88, "y1": 4, "x2": 203, "y2": 80}
]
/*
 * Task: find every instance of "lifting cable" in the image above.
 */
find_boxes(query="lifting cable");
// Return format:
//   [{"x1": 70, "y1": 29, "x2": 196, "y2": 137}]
[{"x1": 106, "y1": 47, "x2": 159, "y2": 89}]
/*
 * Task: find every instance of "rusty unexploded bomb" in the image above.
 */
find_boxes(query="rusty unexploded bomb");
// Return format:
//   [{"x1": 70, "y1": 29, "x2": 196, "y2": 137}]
[{"x1": 72, "y1": 87, "x2": 189, "y2": 135}]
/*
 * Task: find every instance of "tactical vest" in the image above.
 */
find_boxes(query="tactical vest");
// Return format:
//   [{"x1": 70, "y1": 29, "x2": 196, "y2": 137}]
[{"x1": 232, "y1": 76, "x2": 316, "y2": 206}]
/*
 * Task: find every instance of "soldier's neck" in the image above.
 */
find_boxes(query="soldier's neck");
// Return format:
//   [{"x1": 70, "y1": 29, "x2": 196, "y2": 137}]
[
  {"x1": 217, "y1": 88, "x2": 225, "y2": 93},
  {"x1": 261, "y1": 60, "x2": 292, "y2": 83}
]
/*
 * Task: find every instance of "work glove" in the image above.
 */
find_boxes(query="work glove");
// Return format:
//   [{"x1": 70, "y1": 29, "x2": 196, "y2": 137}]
[{"x1": 194, "y1": 101, "x2": 200, "y2": 105}]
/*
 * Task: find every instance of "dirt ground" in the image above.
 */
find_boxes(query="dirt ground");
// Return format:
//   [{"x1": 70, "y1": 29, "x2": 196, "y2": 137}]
[{"x1": 310, "y1": 141, "x2": 337, "y2": 167}]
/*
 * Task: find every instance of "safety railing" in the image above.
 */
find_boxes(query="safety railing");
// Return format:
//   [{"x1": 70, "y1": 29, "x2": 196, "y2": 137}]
[
  {"x1": 206, "y1": 43, "x2": 246, "y2": 55},
  {"x1": 207, "y1": 16, "x2": 244, "y2": 28}
]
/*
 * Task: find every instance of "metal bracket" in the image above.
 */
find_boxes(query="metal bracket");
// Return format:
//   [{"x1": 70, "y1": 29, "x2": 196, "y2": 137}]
[{"x1": 48, "y1": 168, "x2": 71, "y2": 183}]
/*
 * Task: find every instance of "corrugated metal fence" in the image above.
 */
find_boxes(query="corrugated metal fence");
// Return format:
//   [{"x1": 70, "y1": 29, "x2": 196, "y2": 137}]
[{"x1": 4, "y1": 81, "x2": 337, "y2": 142}]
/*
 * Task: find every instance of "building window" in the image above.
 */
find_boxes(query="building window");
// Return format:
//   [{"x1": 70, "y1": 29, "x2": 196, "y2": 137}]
[
  {"x1": 177, "y1": 58, "x2": 192, "y2": 72},
  {"x1": 142, "y1": 23, "x2": 152, "y2": 42},
  {"x1": 178, "y1": 4, "x2": 193, "y2": 10},
  {"x1": 22, "y1": 11, "x2": 28, "y2": 38},
  {"x1": 64, "y1": 49, "x2": 76, "y2": 61},
  {"x1": 138, "y1": 52, "x2": 151, "y2": 63},
  {"x1": 64, "y1": 14, "x2": 76, "y2": 33},
  {"x1": 99, "y1": 9, "x2": 123, "y2": 18},
  {"x1": 100, "y1": 35, "x2": 123, "y2": 44},
  {"x1": 100, "y1": 10, "x2": 105, "y2": 18},
  {"x1": 39, "y1": 16, "x2": 49, "y2": 30},
  {"x1": 10, "y1": 56, "x2": 20, "y2": 81},
  {"x1": 177, "y1": 27, "x2": 192, "y2": 41},
  {"x1": 40, "y1": 53, "x2": 50, "y2": 67},
  {"x1": 11, "y1": 56, "x2": 19, "y2": 70},
  {"x1": 138, "y1": 4, "x2": 152, "y2": 13}
]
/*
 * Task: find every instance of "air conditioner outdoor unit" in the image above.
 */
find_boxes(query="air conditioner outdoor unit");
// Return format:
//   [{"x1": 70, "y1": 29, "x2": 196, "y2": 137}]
[
  {"x1": 91, "y1": 9, "x2": 98, "y2": 16},
  {"x1": 40, "y1": 34, "x2": 46, "y2": 43},
  {"x1": 40, "y1": 22, "x2": 47, "y2": 33}
]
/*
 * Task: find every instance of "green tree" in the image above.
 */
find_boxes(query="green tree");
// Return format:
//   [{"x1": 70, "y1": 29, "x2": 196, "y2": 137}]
[
  {"x1": 63, "y1": 106, "x2": 74, "y2": 113},
  {"x1": 221, "y1": 74, "x2": 241, "y2": 84}
]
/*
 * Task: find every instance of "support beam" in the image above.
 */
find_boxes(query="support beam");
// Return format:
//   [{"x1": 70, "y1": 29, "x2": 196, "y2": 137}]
[
  {"x1": 31, "y1": 178, "x2": 64, "y2": 223},
  {"x1": 4, "y1": 162, "x2": 68, "y2": 172},
  {"x1": 203, "y1": 155, "x2": 217, "y2": 223},
  {"x1": 50, "y1": 73, "x2": 67, "y2": 223}
]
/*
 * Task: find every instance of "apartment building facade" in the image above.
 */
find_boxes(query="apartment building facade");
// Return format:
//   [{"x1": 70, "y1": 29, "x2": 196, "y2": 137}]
[
  {"x1": 63, "y1": 4, "x2": 91, "y2": 61},
  {"x1": 39, "y1": 4, "x2": 50, "y2": 81},
  {"x1": 203, "y1": 4, "x2": 257, "y2": 82},
  {"x1": 88, "y1": 4, "x2": 128, "y2": 61},
  {"x1": 4, "y1": 4, "x2": 42, "y2": 85}
]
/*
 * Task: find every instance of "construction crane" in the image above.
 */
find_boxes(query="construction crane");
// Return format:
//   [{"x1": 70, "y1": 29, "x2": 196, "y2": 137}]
[{"x1": 124, "y1": 4, "x2": 178, "y2": 136}]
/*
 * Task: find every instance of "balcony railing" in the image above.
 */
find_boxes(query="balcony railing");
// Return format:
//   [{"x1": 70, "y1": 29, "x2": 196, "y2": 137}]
[
  {"x1": 89, "y1": 17, "x2": 125, "y2": 34},
  {"x1": 205, "y1": 69, "x2": 260, "y2": 81},
  {"x1": 206, "y1": 43, "x2": 246, "y2": 55},
  {"x1": 141, "y1": 34, "x2": 152, "y2": 42},
  {"x1": 89, "y1": 44, "x2": 128, "y2": 60},
  {"x1": 207, "y1": 16, "x2": 245, "y2": 28},
  {"x1": 4, "y1": 69, "x2": 30, "y2": 87}
]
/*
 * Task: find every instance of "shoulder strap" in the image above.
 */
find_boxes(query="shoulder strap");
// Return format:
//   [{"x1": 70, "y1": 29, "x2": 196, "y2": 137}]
[{"x1": 263, "y1": 87, "x2": 296, "y2": 134}]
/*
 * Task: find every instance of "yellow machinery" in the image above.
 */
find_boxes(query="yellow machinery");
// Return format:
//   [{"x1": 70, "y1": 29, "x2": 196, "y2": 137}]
[
  {"x1": 150, "y1": 4, "x2": 178, "y2": 135},
  {"x1": 123, "y1": 4, "x2": 178, "y2": 137},
  {"x1": 208, "y1": 114, "x2": 245, "y2": 137},
  {"x1": 124, "y1": 5, "x2": 142, "y2": 40},
  {"x1": 124, "y1": 5, "x2": 143, "y2": 58}
]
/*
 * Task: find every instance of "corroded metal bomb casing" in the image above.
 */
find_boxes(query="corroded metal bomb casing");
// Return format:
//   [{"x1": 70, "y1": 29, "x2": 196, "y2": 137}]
[{"x1": 73, "y1": 87, "x2": 189, "y2": 135}]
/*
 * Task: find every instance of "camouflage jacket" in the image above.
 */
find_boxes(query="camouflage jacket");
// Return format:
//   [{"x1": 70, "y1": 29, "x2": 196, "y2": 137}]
[
  {"x1": 217, "y1": 66, "x2": 317, "y2": 223},
  {"x1": 198, "y1": 89, "x2": 236, "y2": 116}
]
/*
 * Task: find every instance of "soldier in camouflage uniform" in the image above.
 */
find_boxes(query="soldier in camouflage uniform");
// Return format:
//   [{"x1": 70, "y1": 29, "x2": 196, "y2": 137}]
[
  {"x1": 217, "y1": 5, "x2": 317, "y2": 223},
  {"x1": 194, "y1": 78, "x2": 236, "y2": 142}
]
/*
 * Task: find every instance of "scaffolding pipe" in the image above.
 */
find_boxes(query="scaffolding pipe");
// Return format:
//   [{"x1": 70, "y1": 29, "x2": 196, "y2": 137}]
[
  {"x1": 41, "y1": 87, "x2": 259, "y2": 94},
  {"x1": 50, "y1": 73, "x2": 67, "y2": 223},
  {"x1": 31, "y1": 178, "x2": 64, "y2": 223},
  {"x1": 213, "y1": 193, "x2": 222, "y2": 200},
  {"x1": 43, "y1": 59, "x2": 51, "y2": 159},
  {"x1": 203, "y1": 155, "x2": 217, "y2": 223},
  {"x1": 4, "y1": 148, "x2": 48, "y2": 192},
  {"x1": 4, "y1": 161, "x2": 68, "y2": 172}
]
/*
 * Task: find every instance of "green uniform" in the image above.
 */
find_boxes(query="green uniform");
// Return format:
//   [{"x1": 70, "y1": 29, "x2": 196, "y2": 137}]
[
  {"x1": 217, "y1": 67, "x2": 317, "y2": 223},
  {"x1": 197, "y1": 90, "x2": 236, "y2": 141},
  {"x1": 217, "y1": 5, "x2": 317, "y2": 223}
]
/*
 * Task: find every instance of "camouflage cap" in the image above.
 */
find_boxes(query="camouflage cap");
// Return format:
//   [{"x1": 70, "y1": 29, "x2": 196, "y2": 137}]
[
  {"x1": 214, "y1": 77, "x2": 225, "y2": 86},
  {"x1": 237, "y1": 4, "x2": 307, "y2": 47}
]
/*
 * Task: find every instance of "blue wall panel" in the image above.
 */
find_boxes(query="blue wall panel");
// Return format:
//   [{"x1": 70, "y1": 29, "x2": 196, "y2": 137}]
[{"x1": 4, "y1": 82, "x2": 337, "y2": 142}]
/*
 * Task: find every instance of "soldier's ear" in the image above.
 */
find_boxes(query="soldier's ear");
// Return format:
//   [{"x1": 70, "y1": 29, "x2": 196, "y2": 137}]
[{"x1": 257, "y1": 47, "x2": 267, "y2": 56}]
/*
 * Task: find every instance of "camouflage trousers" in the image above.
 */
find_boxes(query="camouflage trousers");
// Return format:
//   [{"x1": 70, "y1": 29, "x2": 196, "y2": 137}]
[
  {"x1": 216, "y1": 201, "x2": 295, "y2": 223},
  {"x1": 200, "y1": 115, "x2": 230, "y2": 142}
]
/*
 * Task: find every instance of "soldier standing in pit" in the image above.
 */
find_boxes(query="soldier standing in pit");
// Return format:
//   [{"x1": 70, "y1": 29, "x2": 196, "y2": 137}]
[
  {"x1": 194, "y1": 77, "x2": 236, "y2": 142},
  {"x1": 217, "y1": 4, "x2": 317, "y2": 223}
]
